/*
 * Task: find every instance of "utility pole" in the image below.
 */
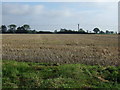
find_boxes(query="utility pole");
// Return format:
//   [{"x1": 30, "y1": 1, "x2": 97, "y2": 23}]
[{"x1": 78, "y1": 24, "x2": 79, "y2": 31}]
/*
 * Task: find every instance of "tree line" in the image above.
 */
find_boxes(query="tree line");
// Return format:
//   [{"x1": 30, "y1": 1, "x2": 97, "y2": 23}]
[{"x1": 0, "y1": 24, "x2": 118, "y2": 34}]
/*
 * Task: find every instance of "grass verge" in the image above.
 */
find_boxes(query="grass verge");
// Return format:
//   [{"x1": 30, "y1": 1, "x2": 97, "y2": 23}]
[{"x1": 2, "y1": 60, "x2": 120, "y2": 88}]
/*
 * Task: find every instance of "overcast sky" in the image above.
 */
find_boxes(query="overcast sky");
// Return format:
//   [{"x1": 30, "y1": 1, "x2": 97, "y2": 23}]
[{"x1": 2, "y1": 2, "x2": 118, "y2": 32}]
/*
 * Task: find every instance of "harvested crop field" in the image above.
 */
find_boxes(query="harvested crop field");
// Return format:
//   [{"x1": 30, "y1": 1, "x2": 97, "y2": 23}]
[{"x1": 2, "y1": 34, "x2": 120, "y2": 66}]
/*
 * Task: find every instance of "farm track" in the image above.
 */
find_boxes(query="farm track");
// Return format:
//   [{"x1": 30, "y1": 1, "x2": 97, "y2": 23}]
[{"x1": 2, "y1": 34, "x2": 120, "y2": 66}]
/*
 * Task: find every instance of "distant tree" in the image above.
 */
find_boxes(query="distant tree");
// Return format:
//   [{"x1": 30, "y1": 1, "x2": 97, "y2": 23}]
[
  {"x1": 110, "y1": 31, "x2": 114, "y2": 34},
  {"x1": 115, "y1": 32, "x2": 118, "y2": 34},
  {"x1": 1, "y1": 25, "x2": 7, "y2": 33},
  {"x1": 16, "y1": 26, "x2": 29, "y2": 33},
  {"x1": 86, "y1": 30, "x2": 89, "y2": 33},
  {"x1": 21, "y1": 26, "x2": 29, "y2": 33},
  {"x1": 31, "y1": 30, "x2": 37, "y2": 34},
  {"x1": 0, "y1": 26, "x2": 1, "y2": 33},
  {"x1": 8, "y1": 24, "x2": 17, "y2": 33},
  {"x1": 54, "y1": 30, "x2": 57, "y2": 33},
  {"x1": 78, "y1": 28, "x2": 85, "y2": 33},
  {"x1": 16, "y1": 27, "x2": 22, "y2": 33},
  {"x1": 23, "y1": 24, "x2": 30, "y2": 31},
  {"x1": 68, "y1": 30, "x2": 73, "y2": 32},
  {"x1": 60, "y1": 28, "x2": 67, "y2": 32},
  {"x1": 99, "y1": 31, "x2": 105, "y2": 34},
  {"x1": 93, "y1": 28, "x2": 100, "y2": 34},
  {"x1": 106, "y1": 30, "x2": 110, "y2": 34}
]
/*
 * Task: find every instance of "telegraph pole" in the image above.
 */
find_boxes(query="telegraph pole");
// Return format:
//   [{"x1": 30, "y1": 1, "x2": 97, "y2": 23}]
[{"x1": 78, "y1": 24, "x2": 79, "y2": 31}]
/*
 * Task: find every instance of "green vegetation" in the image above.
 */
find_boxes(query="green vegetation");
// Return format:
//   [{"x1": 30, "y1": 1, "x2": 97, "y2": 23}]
[
  {"x1": 1, "y1": 24, "x2": 117, "y2": 34},
  {"x1": 3, "y1": 60, "x2": 120, "y2": 88}
]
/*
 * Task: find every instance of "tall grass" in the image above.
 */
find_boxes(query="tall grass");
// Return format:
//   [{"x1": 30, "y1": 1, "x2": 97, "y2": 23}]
[{"x1": 2, "y1": 60, "x2": 120, "y2": 88}]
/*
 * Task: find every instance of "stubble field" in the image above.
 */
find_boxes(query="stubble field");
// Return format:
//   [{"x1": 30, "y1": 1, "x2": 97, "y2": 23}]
[{"x1": 2, "y1": 34, "x2": 120, "y2": 66}]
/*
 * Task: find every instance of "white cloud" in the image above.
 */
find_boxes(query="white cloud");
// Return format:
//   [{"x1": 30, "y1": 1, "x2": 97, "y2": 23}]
[
  {"x1": 44, "y1": 9, "x2": 73, "y2": 18},
  {"x1": 2, "y1": 2, "x2": 118, "y2": 32},
  {"x1": 62, "y1": 10, "x2": 73, "y2": 17},
  {"x1": 3, "y1": 3, "x2": 44, "y2": 16},
  {"x1": 3, "y1": 3, "x2": 30, "y2": 15},
  {"x1": 32, "y1": 5, "x2": 44, "y2": 15}
]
